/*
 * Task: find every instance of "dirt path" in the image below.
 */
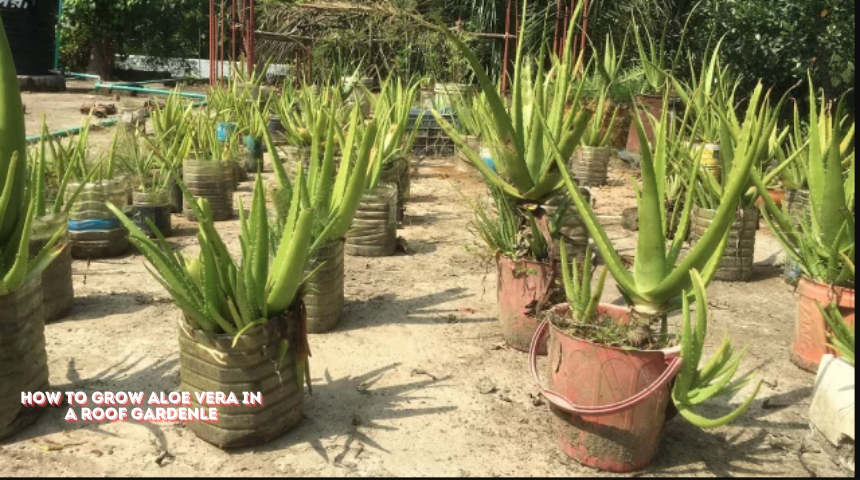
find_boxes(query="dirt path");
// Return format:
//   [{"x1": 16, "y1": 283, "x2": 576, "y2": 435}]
[{"x1": 1, "y1": 89, "x2": 851, "y2": 477}]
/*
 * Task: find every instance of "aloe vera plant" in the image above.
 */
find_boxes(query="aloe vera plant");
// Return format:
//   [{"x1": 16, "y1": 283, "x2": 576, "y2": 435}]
[
  {"x1": 550, "y1": 84, "x2": 782, "y2": 321},
  {"x1": 428, "y1": 0, "x2": 591, "y2": 204},
  {"x1": 580, "y1": 87, "x2": 618, "y2": 148},
  {"x1": 672, "y1": 270, "x2": 762, "y2": 428},
  {"x1": 106, "y1": 170, "x2": 315, "y2": 387},
  {"x1": 559, "y1": 243, "x2": 607, "y2": 324},
  {"x1": 753, "y1": 80, "x2": 855, "y2": 288},
  {"x1": 593, "y1": 33, "x2": 627, "y2": 88},
  {"x1": 0, "y1": 22, "x2": 64, "y2": 295},
  {"x1": 365, "y1": 77, "x2": 423, "y2": 189},
  {"x1": 266, "y1": 102, "x2": 379, "y2": 249}
]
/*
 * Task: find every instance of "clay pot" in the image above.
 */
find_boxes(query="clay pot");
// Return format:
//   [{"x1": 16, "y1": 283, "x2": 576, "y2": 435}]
[
  {"x1": 497, "y1": 257, "x2": 554, "y2": 354},
  {"x1": 529, "y1": 304, "x2": 683, "y2": 473},
  {"x1": 792, "y1": 278, "x2": 856, "y2": 373}
]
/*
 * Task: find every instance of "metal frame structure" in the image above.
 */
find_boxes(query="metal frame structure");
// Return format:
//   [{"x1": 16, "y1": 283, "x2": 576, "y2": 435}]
[
  {"x1": 209, "y1": 0, "x2": 256, "y2": 85},
  {"x1": 210, "y1": 0, "x2": 589, "y2": 91}
]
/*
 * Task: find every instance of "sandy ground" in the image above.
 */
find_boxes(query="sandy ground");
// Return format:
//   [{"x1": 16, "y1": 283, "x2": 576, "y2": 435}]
[{"x1": 0, "y1": 88, "x2": 852, "y2": 477}]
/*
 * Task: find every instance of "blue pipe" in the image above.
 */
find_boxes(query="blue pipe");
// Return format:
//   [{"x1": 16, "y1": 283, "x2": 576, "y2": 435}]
[
  {"x1": 107, "y1": 78, "x2": 194, "y2": 87},
  {"x1": 94, "y1": 82, "x2": 206, "y2": 99},
  {"x1": 66, "y1": 72, "x2": 101, "y2": 80}
]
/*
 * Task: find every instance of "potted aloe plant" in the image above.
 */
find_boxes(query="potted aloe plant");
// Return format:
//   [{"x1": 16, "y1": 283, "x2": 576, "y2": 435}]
[
  {"x1": 526, "y1": 80, "x2": 778, "y2": 471},
  {"x1": 1, "y1": 22, "x2": 65, "y2": 440},
  {"x1": 50, "y1": 121, "x2": 132, "y2": 259},
  {"x1": 679, "y1": 63, "x2": 797, "y2": 283},
  {"x1": 183, "y1": 111, "x2": 240, "y2": 222},
  {"x1": 149, "y1": 94, "x2": 193, "y2": 214},
  {"x1": 267, "y1": 103, "x2": 379, "y2": 333},
  {"x1": 371, "y1": 77, "x2": 423, "y2": 223},
  {"x1": 26, "y1": 120, "x2": 91, "y2": 323},
  {"x1": 108, "y1": 166, "x2": 316, "y2": 448},
  {"x1": 122, "y1": 133, "x2": 174, "y2": 238},
  {"x1": 533, "y1": 239, "x2": 761, "y2": 472},
  {"x1": 624, "y1": 18, "x2": 689, "y2": 154},
  {"x1": 571, "y1": 86, "x2": 617, "y2": 187},
  {"x1": 276, "y1": 85, "x2": 346, "y2": 177},
  {"x1": 753, "y1": 79, "x2": 855, "y2": 373},
  {"x1": 427, "y1": 1, "x2": 591, "y2": 352}
]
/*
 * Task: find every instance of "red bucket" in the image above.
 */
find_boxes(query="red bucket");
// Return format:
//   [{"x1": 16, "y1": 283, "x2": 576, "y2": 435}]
[
  {"x1": 497, "y1": 256, "x2": 553, "y2": 354},
  {"x1": 529, "y1": 304, "x2": 683, "y2": 473},
  {"x1": 792, "y1": 278, "x2": 855, "y2": 372}
]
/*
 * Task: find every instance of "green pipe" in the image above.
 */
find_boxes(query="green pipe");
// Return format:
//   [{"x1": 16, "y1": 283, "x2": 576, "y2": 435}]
[
  {"x1": 25, "y1": 100, "x2": 208, "y2": 145},
  {"x1": 66, "y1": 72, "x2": 101, "y2": 80},
  {"x1": 94, "y1": 82, "x2": 206, "y2": 99},
  {"x1": 25, "y1": 119, "x2": 118, "y2": 145},
  {"x1": 107, "y1": 78, "x2": 194, "y2": 87}
]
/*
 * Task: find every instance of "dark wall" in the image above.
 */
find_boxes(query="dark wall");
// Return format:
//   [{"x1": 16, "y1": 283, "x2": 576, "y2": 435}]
[{"x1": 1, "y1": 0, "x2": 59, "y2": 75}]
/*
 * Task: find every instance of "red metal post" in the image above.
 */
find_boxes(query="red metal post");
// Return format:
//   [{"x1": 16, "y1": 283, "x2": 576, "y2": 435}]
[
  {"x1": 209, "y1": 0, "x2": 216, "y2": 85},
  {"x1": 231, "y1": 0, "x2": 237, "y2": 77},
  {"x1": 554, "y1": 0, "x2": 562, "y2": 55},
  {"x1": 580, "y1": 0, "x2": 590, "y2": 66},
  {"x1": 248, "y1": 0, "x2": 256, "y2": 76}
]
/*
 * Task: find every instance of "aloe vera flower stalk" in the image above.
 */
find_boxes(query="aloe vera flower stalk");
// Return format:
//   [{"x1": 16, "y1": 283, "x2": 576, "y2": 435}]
[
  {"x1": 548, "y1": 84, "x2": 782, "y2": 319},
  {"x1": 428, "y1": 0, "x2": 591, "y2": 204}
]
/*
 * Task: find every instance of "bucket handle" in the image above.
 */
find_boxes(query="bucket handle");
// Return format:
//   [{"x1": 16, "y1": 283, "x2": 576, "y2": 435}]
[{"x1": 529, "y1": 320, "x2": 683, "y2": 417}]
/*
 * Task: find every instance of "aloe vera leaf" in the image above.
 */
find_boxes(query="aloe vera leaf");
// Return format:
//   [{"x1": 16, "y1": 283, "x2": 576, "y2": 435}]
[
  {"x1": 540, "y1": 112, "x2": 641, "y2": 304},
  {"x1": 267, "y1": 208, "x2": 315, "y2": 315},
  {"x1": 251, "y1": 176, "x2": 269, "y2": 308},
  {"x1": 0, "y1": 22, "x2": 28, "y2": 242},
  {"x1": 633, "y1": 111, "x2": 669, "y2": 293},
  {"x1": 675, "y1": 378, "x2": 762, "y2": 430}
]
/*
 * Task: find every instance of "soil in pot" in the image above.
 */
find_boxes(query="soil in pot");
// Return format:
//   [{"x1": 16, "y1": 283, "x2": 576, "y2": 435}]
[
  {"x1": 497, "y1": 256, "x2": 556, "y2": 354},
  {"x1": 792, "y1": 278, "x2": 856, "y2": 373},
  {"x1": 133, "y1": 191, "x2": 172, "y2": 238},
  {"x1": 691, "y1": 206, "x2": 759, "y2": 282},
  {"x1": 178, "y1": 312, "x2": 304, "y2": 449},
  {"x1": 304, "y1": 239, "x2": 346, "y2": 334},
  {"x1": 530, "y1": 304, "x2": 683, "y2": 473},
  {"x1": 346, "y1": 184, "x2": 398, "y2": 257},
  {"x1": 30, "y1": 214, "x2": 74, "y2": 323},
  {"x1": 0, "y1": 277, "x2": 50, "y2": 441}
]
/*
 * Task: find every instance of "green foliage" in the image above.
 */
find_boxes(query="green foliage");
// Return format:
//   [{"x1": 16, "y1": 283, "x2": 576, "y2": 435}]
[
  {"x1": 60, "y1": 0, "x2": 208, "y2": 75},
  {"x1": 820, "y1": 301, "x2": 855, "y2": 366},
  {"x1": 559, "y1": 244, "x2": 606, "y2": 323},
  {"x1": 672, "y1": 270, "x2": 762, "y2": 429}
]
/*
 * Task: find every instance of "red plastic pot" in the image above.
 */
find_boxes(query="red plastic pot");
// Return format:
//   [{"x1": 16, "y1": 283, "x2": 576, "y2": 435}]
[
  {"x1": 792, "y1": 278, "x2": 856, "y2": 373},
  {"x1": 529, "y1": 304, "x2": 683, "y2": 473},
  {"x1": 755, "y1": 187, "x2": 786, "y2": 209},
  {"x1": 497, "y1": 256, "x2": 553, "y2": 354},
  {"x1": 625, "y1": 95, "x2": 664, "y2": 154}
]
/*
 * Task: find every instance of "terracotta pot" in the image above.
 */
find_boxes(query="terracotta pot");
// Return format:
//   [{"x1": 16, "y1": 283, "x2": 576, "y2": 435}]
[
  {"x1": 755, "y1": 187, "x2": 786, "y2": 209},
  {"x1": 625, "y1": 95, "x2": 664, "y2": 154},
  {"x1": 529, "y1": 304, "x2": 683, "y2": 473},
  {"x1": 792, "y1": 278, "x2": 856, "y2": 373},
  {"x1": 497, "y1": 257, "x2": 554, "y2": 354}
]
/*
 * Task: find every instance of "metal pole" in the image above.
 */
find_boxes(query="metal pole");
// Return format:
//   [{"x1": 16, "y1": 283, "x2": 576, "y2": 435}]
[
  {"x1": 500, "y1": 0, "x2": 512, "y2": 96},
  {"x1": 231, "y1": 0, "x2": 237, "y2": 76},
  {"x1": 209, "y1": 0, "x2": 216, "y2": 85},
  {"x1": 554, "y1": 0, "x2": 562, "y2": 56},
  {"x1": 580, "y1": 0, "x2": 590, "y2": 66},
  {"x1": 248, "y1": 0, "x2": 256, "y2": 77}
]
